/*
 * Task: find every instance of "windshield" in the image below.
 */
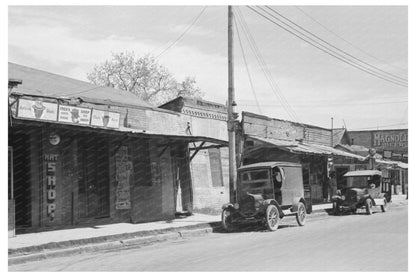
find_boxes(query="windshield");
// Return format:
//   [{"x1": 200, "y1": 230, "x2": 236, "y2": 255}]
[
  {"x1": 239, "y1": 169, "x2": 273, "y2": 197},
  {"x1": 346, "y1": 175, "x2": 381, "y2": 189}
]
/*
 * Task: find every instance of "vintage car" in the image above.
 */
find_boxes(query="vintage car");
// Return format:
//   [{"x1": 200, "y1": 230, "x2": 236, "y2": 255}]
[
  {"x1": 331, "y1": 170, "x2": 387, "y2": 215},
  {"x1": 221, "y1": 161, "x2": 307, "y2": 232}
]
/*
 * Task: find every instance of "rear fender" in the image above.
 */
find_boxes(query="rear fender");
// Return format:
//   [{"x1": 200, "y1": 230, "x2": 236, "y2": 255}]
[{"x1": 291, "y1": 197, "x2": 306, "y2": 212}]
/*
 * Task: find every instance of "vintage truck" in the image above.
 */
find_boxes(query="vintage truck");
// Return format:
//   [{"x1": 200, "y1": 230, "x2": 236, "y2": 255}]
[{"x1": 221, "y1": 161, "x2": 307, "y2": 232}]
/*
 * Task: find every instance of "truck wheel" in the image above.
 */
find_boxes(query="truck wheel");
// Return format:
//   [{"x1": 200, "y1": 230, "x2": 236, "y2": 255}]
[
  {"x1": 265, "y1": 205, "x2": 279, "y2": 231},
  {"x1": 381, "y1": 198, "x2": 387, "y2": 212},
  {"x1": 365, "y1": 198, "x2": 373, "y2": 215},
  {"x1": 221, "y1": 208, "x2": 234, "y2": 232},
  {"x1": 296, "y1": 202, "x2": 307, "y2": 226},
  {"x1": 332, "y1": 202, "x2": 339, "y2": 215}
]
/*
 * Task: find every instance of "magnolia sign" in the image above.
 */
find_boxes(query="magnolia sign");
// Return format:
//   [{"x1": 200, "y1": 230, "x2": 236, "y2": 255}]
[{"x1": 373, "y1": 131, "x2": 408, "y2": 150}]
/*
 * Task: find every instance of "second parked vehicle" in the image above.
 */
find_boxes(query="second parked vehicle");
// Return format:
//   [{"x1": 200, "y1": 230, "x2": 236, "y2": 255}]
[{"x1": 331, "y1": 170, "x2": 387, "y2": 215}]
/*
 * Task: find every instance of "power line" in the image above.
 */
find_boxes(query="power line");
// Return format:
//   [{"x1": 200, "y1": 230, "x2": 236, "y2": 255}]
[
  {"x1": 155, "y1": 6, "x2": 208, "y2": 59},
  {"x1": 235, "y1": 7, "x2": 302, "y2": 122},
  {"x1": 265, "y1": 6, "x2": 407, "y2": 83},
  {"x1": 258, "y1": 6, "x2": 408, "y2": 87},
  {"x1": 234, "y1": 16, "x2": 263, "y2": 114},
  {"x1": 246, "y1": 6, "x2": 407, "y2": 88},
  {"x1": 238, "y1": 100, "x2": 408, "y2": 107},
  {"x1": 294, "y1": 6, "x2": 408, "y2": 75}
]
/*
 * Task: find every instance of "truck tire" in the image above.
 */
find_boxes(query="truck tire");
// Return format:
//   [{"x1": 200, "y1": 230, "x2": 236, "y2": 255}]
[
  {"x1": 296, "y1": 202, "x2": 307, "y2": 226},
  {"x1": 221, "y1": 208, "x2": 234, "y2": 232},
  {"x1": 365, "y1": 198, "x2": 373, "y2": 215},
  {"x1": 265, "y1": 205, "x2": 279, "y2": 231}
]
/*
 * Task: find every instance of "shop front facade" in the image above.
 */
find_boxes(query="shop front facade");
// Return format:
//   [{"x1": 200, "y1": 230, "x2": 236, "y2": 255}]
[
  {"x1": 8, "y1": 63, "x2": 227, "y2": 233},
  {"x1": 240, "y1": 112, "x2": 365, "y2": 206}
]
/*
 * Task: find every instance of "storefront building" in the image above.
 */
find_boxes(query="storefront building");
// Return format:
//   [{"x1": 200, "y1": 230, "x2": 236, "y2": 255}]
[
  {"x1": 240, "y1": 112, "x2": 365, "y2": 207},
  {"x1": 159, "y1": 96, "x2": 229, "y2": 214},
  {"x1": 8, "y1": 63, "x2": 227, "y2": 234}
]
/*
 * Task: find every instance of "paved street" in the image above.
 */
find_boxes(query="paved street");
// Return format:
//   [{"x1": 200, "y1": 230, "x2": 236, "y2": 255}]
[{"x1": 10, "y1": 204, "x2": 407, "y2": 271}]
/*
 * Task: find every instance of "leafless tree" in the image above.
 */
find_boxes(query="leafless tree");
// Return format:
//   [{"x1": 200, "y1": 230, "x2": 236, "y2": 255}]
[{"x1": 87, "y1": 51, "x2": 204, "y2": 106}]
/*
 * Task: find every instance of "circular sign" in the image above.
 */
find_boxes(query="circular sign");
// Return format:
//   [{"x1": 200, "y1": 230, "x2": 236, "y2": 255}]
[{"x1": 49, "y1": 133, "x2": 60, "y2": 145}]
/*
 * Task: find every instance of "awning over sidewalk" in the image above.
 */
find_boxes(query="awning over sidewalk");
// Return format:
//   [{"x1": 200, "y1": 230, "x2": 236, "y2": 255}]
[{"x1": 247, "y1": 135, "x2": 366, "y2": 161}]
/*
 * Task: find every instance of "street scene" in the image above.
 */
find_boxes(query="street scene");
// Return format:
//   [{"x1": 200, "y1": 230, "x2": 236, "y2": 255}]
[{"x1": 7, "y1": 4, "x2": 408, "y2": 272}]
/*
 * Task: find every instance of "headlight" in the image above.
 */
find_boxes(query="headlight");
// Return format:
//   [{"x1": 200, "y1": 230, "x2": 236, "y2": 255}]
[
  {"x1": 341, "y1": 195, "x2": 346, "y2": 200},
  {"x1": 234, "y1": 203, "x2": 239, "y2": 209}
]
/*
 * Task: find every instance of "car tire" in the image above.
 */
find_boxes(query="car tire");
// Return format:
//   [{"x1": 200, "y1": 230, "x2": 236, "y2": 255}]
[
  {"x1": 265, "y1": 205, "x2": 279, "y2": 231},
  {"x1": 296, "y1": 202, "x2": 307, "y2": 226},
  {"x1": 332, "y1": 202, "x2": 339, "y2": 215},
  {"x1": 365, "y1": 198, "x2": 373, "y2": 215},
  {"x1": 381, "y1": 198, "x2": 387, "y2": 212},
  {"x1": 221, "y1": 208, "x2": 234, "y2": 232}
]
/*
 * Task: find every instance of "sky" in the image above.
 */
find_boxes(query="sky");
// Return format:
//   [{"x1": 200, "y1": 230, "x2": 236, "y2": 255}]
[{"x1": 8, "y1": 4, "x2": 409, "y2": 130}]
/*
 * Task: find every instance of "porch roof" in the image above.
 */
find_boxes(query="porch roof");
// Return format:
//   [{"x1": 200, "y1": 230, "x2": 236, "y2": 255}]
[{"x1": 247, "y1": 135, "x2": 366, "y2": 161}]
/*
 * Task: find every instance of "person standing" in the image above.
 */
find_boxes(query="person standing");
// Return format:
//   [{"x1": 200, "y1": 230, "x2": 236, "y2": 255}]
[{"x1": 329, "y1": 171, "x2": 338, "y2": 201}]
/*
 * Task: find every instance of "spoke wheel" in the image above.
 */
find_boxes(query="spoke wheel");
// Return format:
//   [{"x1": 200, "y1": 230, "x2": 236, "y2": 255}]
[
  {"x1": 221, "y1": 208, "x2": 234, "y2": 232},
  {"x1": 296, "y1": 202, "x2": 307, "y2": 226},
  {"x1": 265, "y1": 205, "x2": 279, "y2": 231},
  {"x1": 381, "y1": 198, "x2": 387, "y2": 212},
  {"x1": 365, "y1": 198, "x2": 373, "y2": 215}
]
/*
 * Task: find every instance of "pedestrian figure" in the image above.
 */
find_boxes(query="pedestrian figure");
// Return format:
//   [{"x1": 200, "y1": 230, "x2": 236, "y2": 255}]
[{"x1": 329, "y1": 171, "x2": 337, "y2": 201}]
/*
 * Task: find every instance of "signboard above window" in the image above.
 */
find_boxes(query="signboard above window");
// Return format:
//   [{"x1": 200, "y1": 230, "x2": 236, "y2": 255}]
[
  {"x1": 17, "y1": 99, "x2": 58, "y2": 121},
  {"x1": 15, "y1": 97, "x2": 120, "y2": 130}
]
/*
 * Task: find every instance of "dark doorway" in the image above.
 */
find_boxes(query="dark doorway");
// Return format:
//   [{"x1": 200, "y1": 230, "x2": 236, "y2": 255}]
[
  {"x1": 78, "y1": 135, "x2": 110, "y2": 219},
  {"x1": 10, "y1": 128, "x2": 31, "y2": 228},
  {"x1": 335, "y1": 167, "x2": 350, "y2": 189}
]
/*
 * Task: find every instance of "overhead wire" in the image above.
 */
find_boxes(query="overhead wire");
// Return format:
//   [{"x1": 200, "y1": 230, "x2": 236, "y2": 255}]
[
  {"x1": 155, "y1": 6, "x2": 208, "y2": 59},
  {"x1": 294, "y1": 6, "x2": 408, "y2": 75},
  {"x1": 235, "y1": 7, "x2": 302, "y2": 123},
  {"x1": 246, "y1": 6, "x2": 407, "y2": 88},
  {"x1": 233, "y1": 15, "x2": 263, "y2": 114},
  {"x1": 265, "y1": 6, "x2": 407, "y2": 84}
]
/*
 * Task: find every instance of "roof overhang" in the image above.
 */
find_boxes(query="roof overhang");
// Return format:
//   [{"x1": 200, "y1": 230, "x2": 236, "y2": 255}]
[{"x1": 246, "y1": 135, "x2": 366, "y2": 161}]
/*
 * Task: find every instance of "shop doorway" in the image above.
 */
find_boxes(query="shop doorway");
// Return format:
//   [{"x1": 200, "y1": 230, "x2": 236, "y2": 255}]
[
  {"x1": 78, "y1": 136, "x2": 110, "y2": 219},
  {"x1": 10, "y1": 129, "x2": 31, "y2": 228}
]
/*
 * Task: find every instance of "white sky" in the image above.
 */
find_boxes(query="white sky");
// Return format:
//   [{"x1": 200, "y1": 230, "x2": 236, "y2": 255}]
[{"x1": 7, "y1": 4, "x2": 409, "y2": 130}]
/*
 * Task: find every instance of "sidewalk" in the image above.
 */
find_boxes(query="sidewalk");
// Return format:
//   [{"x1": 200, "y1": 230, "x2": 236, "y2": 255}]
[{"x1": 8, "y1": 198, "x2": 407, "y2": 265}]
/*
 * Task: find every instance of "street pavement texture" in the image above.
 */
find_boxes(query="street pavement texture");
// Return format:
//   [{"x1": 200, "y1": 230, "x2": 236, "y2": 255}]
[{"x1": 9, "y1": 205, "x2": 407, "y2": 271}]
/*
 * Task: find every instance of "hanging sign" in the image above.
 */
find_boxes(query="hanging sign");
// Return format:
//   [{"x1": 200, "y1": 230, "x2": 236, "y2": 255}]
[
  {"x1": 58, "y1": 105, "x2": 91, "y2": 125},
  {"x1": 91, "y1": 109, "x2": 120, "y2": 129},
  {"x1": 17, "y1": 99, "x2": 58, "y2": 121}
]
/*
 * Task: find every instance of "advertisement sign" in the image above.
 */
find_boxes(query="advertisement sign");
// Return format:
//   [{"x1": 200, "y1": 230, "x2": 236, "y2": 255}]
[
  {"x1": 58, "y1": 105, "x2": 91, "y2": 125},
  {"x1": 373, "y1": 130, "x2": 408, "y2": 150},
  {"x1": 17, "y1": 98, "x2": 58, "y2": 121},
  {"x1": 91, "y1": 109, "x2": 120, "y2": 129}
]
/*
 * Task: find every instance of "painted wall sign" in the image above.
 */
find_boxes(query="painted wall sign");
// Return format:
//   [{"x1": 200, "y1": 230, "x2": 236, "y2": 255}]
[
  {"x1": 115, "y1": 146, "x2": 132, "y2": 209},
  {"x1": 373, "y1": 131, "x2": 408, "y2": 150},
  {"x1": 58, "y1": 105, "x2": 91, "y2": 125},
  {"x1": 44, "y1": 154, "x2": 59, "y2": 221},
  {"x1": 17, "y1": 99, "x2": 58, "y2": 121},
  {"x1": 91, "y1": 109, "x2": 120, "y2": 129}
]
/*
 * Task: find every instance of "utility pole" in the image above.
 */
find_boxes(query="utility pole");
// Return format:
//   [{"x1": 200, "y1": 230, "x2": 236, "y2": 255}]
[
  {"x1": 228, "y1": 5, "x2": 237, "y2": 203},
  {"x1": 330, "y1": 117, "x2": 334, "y2": 147}
]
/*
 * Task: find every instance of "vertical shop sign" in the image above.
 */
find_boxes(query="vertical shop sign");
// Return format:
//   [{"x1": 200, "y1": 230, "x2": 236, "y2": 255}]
[
  {"x1": 45, "y1": 154, "x2": 58, "y2": 220},
  {"x1": 115, "y1": 146, "x2": 132, "y2": 209}
]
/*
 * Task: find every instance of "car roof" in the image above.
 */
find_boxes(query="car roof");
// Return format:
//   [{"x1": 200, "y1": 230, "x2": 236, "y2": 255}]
[
  {"x1": 238, "y1": 161, "x2": 302, "y2": 171},
  {"x1": 343, "y1": 170, "x2": 382, "y2": 177}
]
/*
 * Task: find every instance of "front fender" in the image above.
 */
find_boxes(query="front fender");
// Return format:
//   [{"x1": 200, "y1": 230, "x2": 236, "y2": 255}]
[
  {"x1": 222, "y1": 203, "x2": 234, "y2": 210},
  {"x1": 261, "y1": 199, "x2": 284, "y2": 218}
]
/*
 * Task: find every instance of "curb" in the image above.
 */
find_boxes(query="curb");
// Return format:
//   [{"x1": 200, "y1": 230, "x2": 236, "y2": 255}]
[{"x1": 9, "y1": 201, "x2": 407, "y2": 266}]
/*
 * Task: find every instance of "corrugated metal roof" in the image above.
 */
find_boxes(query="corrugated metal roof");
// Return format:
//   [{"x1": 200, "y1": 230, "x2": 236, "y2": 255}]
[
  {"x1": 344, "y1": 170, "x2": 382, "y2": 177},
  {"x1": 239, "y1": 161, "x2": 301, "y2": 170},
  {"x1": 8, "y1": 62, "x2": 153, "y2": 108},
  {"x1": 247, "y1": 135, "x2": 366, "y2": 161}
]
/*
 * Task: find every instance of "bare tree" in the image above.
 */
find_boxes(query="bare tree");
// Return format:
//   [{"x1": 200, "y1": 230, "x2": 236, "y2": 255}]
[{"x1": 87, "y1": 52, "x2": 204, "y2": 106}]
